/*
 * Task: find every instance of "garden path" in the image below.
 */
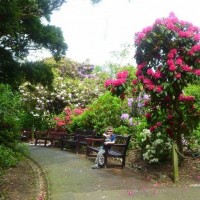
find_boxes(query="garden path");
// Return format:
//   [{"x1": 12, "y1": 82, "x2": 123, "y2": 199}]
[{"x1": 29, "y1": 146, "x2": 200, "y2": 200}]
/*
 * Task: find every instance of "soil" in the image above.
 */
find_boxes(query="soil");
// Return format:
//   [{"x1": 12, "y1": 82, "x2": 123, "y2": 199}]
[
  {"x1": 0, "y1": 158, "x2": 47, "y2": 200},
  {"x1": 0, "y1": 148, "x2": 200, "y2": 200}
]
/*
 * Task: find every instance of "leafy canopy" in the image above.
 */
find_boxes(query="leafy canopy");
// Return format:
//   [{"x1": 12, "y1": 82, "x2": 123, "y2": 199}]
[{"x1": 0, "y1": 0, "x2": 67, "y2": 88}]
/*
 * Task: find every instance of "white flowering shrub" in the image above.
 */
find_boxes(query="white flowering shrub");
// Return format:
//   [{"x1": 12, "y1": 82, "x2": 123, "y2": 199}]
[
  {"x1": 138, "y1": 129, "x2": 172, "y2": 163},
  {"x1": 19, "y1": 58, "x2": 107, "y2": 129}
]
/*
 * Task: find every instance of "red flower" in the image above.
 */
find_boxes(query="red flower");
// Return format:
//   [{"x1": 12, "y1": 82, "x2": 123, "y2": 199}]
[
  {"x1": 132, "y1": 79, "x2": 138, "y2": 85},
  {"x1": 167, "y1": 114, "x2": 173, "y2": 120},
  {"x1": 150, "y1": 126, "x2": 157, "y2": 132},
  {"x1": 145, "y1": 112, "x2": 151, "y2": 119},
  {"x1": 156, "y1": 122, "x2": 162, "y2": 127},
  {"x1": 120, "y1": 93, "x2": 125, "y2": 100}
]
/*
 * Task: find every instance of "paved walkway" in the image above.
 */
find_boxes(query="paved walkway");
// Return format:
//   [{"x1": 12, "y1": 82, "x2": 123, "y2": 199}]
[{"x1": 29, "y1": 146, "x2": 200, "y2": 200}]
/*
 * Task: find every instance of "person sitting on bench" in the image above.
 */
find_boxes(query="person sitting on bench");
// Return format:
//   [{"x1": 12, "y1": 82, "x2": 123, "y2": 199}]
[{"x1": 92, "y1": 126, "x2": 116, "y2": 169}]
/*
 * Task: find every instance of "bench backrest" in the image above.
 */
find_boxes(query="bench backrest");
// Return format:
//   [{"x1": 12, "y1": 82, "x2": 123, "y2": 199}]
[
  {"x1": 74, "y1": 128, "x2": 96, "y2": 139},
  {"x1": 112, "y1": 135, "x2": 131, "y2": 155}
]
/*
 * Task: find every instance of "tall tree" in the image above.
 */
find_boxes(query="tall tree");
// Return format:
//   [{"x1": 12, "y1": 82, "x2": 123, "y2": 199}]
[
  {"x1": 134, "y1": 12, "x2": 200, "y2": 157},
  {"x1": 0, "y1": 0, "x2": 67, "y2": 88}
]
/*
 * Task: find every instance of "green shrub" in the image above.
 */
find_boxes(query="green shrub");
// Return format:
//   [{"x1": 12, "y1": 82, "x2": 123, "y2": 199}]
[
  {"x1": 0, "y1": 143, "x2": 29, "y2": 169},
  {"x1": 69, "y1": 92, "x2": 122, "y2": 133},
  {"x1": 0, "y1": 84, "x2": 23, "y2": 147}
]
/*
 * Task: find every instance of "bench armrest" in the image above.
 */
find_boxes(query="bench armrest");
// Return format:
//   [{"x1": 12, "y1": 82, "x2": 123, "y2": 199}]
[
  {"x1": 104, "y1": 144, "x2": 126, "y2": 147},
  {"x1": 86, "y1": 138, "x2": 104, "y2": 146}
]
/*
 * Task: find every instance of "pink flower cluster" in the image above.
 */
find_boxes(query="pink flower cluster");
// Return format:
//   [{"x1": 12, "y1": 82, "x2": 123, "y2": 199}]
[
  {"x1": 135, "y1": 12, "x2": 200, "y2": 48},
  {"x1": 149, "y1": 121, "x2": 162, "y2": 132},
  {"x1": 116, "y1": 71, "x2": 129, "y2": 79},
  {"x1": 104, "y1": 71, "x2": 128, "y2": 88},
  {"x1": 166, "y1": 49, "x2": 193, "y2": 74},
  {"x1": 178, "y1": 94, "x2": 195, "y2": 102}
]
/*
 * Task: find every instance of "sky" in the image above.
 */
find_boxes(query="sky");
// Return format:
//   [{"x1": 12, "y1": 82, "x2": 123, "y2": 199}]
[{"x1": 36, "y1": 0, "x2": 200, "y2": 66}]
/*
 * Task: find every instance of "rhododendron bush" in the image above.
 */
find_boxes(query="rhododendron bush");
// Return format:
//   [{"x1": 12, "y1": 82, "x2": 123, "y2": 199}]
[{"x1": 134, "y1": 12, "x2": 200, "y2": 157}]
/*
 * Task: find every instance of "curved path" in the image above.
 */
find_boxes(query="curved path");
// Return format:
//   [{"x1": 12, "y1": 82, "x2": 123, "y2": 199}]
[{"x1": 29, "y1": 146, "x2": 200, "y2": 200}]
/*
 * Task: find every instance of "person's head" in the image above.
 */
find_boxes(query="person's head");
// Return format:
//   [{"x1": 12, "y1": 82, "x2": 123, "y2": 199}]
[{"x1": 106, "y1": 126, "x2": 114, "y2": 135}]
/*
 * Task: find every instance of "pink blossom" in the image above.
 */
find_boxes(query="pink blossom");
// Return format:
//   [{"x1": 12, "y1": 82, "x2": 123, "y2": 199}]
[
  {"x1": 54, "y1": 117, "x2": 61, "y2": 121},
  {"x1": 74, "y1": 109, "x2": 83, "y2": 115},
  {"x1": 175, "y1": 73, "x2": 181, "y2": 79},
  {"x1": 138, "y1": 75, "x2": 144, "y2": 80},
  {"x1": 154, "y1": 18, "x2": 162, "y2": 25},
  {"x1": 193, "y1": 69, "x2": 200, "y2": 76},
  {"x1": 178, "y1": 31, "x2": 192, "y2": 38},
  {"x1": 104, "y1": 79, "x2": 113, "y2": 87},
  {"x1": 166, "y1": 22, "x2": 175, "y2": 30},
  {"x1": 143, "y1": 78, "x2": 152, "y2": 84},
  {"x1": 142, "y1": 26, "x2": 153, "y2": 34},
  {"x1": 132, "y1": 79, "x2": 138, "y2": 85},
  {"x1": 178, "y1": 94, "x2": 195, "y2": 102},
  {"x1": 64, "y1": 107, "x2": 71, "y2": 115},
  {"x1": 167, "y1": 53, "x2": 174, "y2": 59},
  {"x1": 155, "y1": 85, "x2": 163, "y2": 93},
  {"x1": 147, "y1": 69, "x2": 154, "y2": 75},
  {"x1": 194, "y1": 34, "x2": 200, "y2": 41},
  {"x1": 136, "y1": 69, "x2": 142, "y2": 76},
  {"x1": 181, "y1": 65, "x2": 192, "y2": 72},
  {"x1": 112, "y1": 78, "x2": 126, "y2": 86},
  {"x1": 145, "y1": 112, "x2": 151, "y2": 119},
  {"x1": 156, "y1": 122, "x2": 162, "y2": 127},
  {"x1": 170, "y1": 49, "x2": 177, "y2": 54},
  {"x1": 167, "y1": 115, "x2": 173, "y2": 120},
  {"x1": 167, "y1": 59, "x2": 174, "y2": 66},
  {"x1": 146, "y1": 84, "x2": 155, "y2": 90},
  {"x1": 153, "y1": 71, "x2": 162, "y2": 79},
  {"x1": 117, "y1": 71, "x2": 129, "y2": 79},
  {"x1": 175, "y1": 58, "x2": 183, "y2": 65},
  {"x1": 150, "y1": 126, "x2": 157, "y2": 132},
  {"x1": 169, "y1": 64, "x2": 176, "y2": 71}
]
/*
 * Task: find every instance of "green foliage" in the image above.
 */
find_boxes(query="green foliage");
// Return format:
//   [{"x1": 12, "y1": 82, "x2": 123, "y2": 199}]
[
  {"x1": 0, "y1": 143, "x2": 29, "y2": 169},
  {"x1": 137, "y1": 129, "x2": 172, "y2": 163},
  {"x1": 69, "y1": 92, "x2": 122, "y2": 133},
  {"x1": 0, "y1": 0, "x2": 67, "y2": 88},
  {"x1": 0, "y1": 84, "x2": 23, "y2": 147},
  {"x1": 185, "y1": 84, "x2": 200, "y2": 108},
  {"x1": 21, "y1": 61, "x2": 54, "y2": 89}
]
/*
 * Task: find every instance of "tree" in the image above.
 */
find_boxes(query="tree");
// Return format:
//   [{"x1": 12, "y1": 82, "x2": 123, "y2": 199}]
[
  {"x1": 0, "y1": 0, "x2": 67, "y2": 88},
  {"x1": 134, "y1": 12, "x2": 200, "y2": 156}
]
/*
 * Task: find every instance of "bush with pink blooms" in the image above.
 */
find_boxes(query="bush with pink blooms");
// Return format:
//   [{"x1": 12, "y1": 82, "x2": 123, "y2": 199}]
[{"x1": 134, "y1": 12, "x2": 200, "y2": 162}]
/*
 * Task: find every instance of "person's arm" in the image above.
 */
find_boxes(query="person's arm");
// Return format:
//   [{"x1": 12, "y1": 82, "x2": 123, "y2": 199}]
[
  {"x1": 103, "y1": 133, "x2": 109, "y2": 138},
  {"x1": 104, "y1": 140, "x2": 115, "y2": 145},
  {"x1": 104, "y1": 134, "x2": 116, "y2": 145}
]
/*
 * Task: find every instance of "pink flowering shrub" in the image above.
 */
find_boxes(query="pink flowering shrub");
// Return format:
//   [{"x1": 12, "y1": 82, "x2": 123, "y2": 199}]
[
  {"x1": 104, "y1": 71, "x2": 129, "y2": 99},
  {"x1": 53, "y1": 107, "x2": 86, "y2": 128},
  {"x1": 134, "y1": 12, "x2": 200, "y2": 157}
]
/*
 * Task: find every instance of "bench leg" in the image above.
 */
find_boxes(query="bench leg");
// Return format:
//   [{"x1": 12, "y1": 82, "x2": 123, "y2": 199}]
[{"x1": 104, "y1": 154, "x2": 108, "y2": 168}]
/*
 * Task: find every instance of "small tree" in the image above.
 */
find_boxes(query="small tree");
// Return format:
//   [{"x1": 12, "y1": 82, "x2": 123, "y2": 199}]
[{"x1": 134, "y1": 12, "x2": 200, "y2": 156}]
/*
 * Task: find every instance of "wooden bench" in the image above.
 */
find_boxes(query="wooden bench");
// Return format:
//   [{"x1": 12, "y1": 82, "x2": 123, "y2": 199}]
[
  {"x1": 35, "y1": 128, "x2": 67, "y2": 147},
  {"x1": 86, "y1": 135, "x2": 131, "y2": 169},
  {"x1": 61, "y1": 128, "x2": 96, "y2": 153},
  {"x1": 21, "y1": 129, "x2": 32, "y2": 141}
]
